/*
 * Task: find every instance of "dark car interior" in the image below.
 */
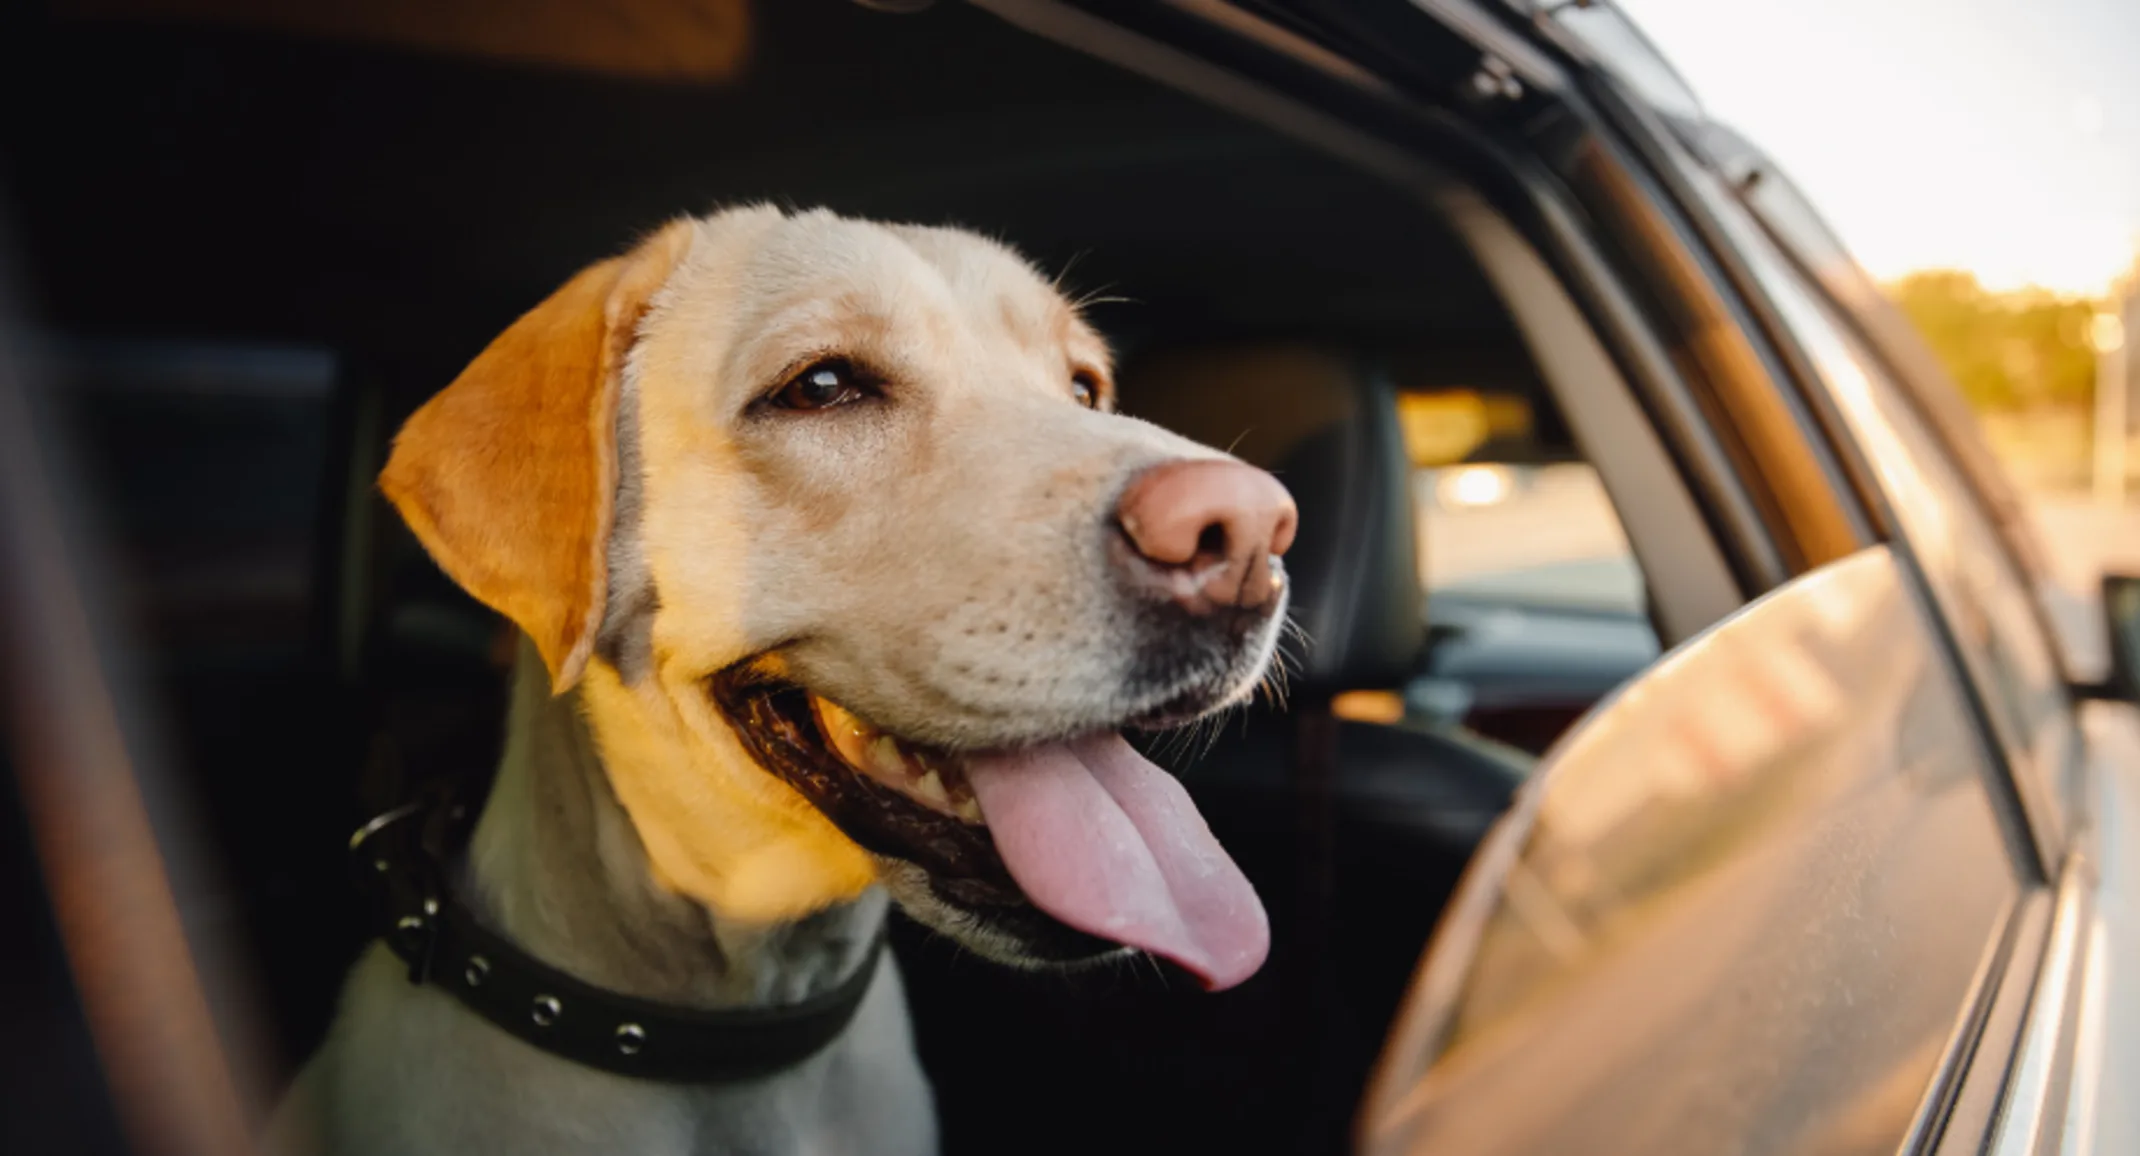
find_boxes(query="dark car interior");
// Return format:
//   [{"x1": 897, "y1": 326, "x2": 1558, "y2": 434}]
[{"x1": 3, "y1": 0, "x2": 1663, "y2": 1151}]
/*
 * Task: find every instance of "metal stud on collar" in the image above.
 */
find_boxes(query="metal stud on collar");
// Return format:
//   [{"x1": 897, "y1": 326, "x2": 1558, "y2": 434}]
[
  {"x1": 531, "y1": 995, "x2": 562, "y2": 1027},
  {"x1": 616, "y1": 1023, "x2": 647, "y2": 1056},
  {"x1": 463, "y1": 954, "x2": 490, "y2": 988},
  {"x1": 391, "y1": 912, "x2": 437, "y2": 984}
]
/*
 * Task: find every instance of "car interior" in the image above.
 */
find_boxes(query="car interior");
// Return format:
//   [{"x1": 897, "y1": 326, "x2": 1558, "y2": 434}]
[{"x1": 4, "y1": 0, "x2": 1682, "y2": 1151}]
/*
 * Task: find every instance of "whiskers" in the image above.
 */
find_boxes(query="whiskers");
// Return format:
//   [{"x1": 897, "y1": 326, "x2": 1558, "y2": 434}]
[
  {"x1": 1050, "y1": 249, "x2": 1090, "y2": 294},
  {"x1": 1142, "y1": 612, "x2": 1311, "y2": 768},
  {"x1": 1146, "y1": 706, "x2": 1242, "y2": 767},
  {"x1": 1127, "y1": 949, "x2": 1173, "y2": 989},
  {"x1": 1260, "y1": 614, "x2": 1310, "y2": 713},
  {"x1": 1052, "y1": 252, "x2": 1139, "y2": 316},
  {"x1": 1065, "y1": 283, "x2": 1137, "y2": 315}
]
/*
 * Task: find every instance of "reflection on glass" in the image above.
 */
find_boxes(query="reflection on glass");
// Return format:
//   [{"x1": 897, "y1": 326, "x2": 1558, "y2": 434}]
[
  {"x1": 1731, "y1": 213, "x2": 2079, "y2": 839},
  {"x1": 1362, "y1": 551, "x2": 2021, "y2": 1156}
]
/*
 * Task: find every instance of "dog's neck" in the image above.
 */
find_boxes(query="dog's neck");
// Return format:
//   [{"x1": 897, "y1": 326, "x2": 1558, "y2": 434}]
[{"x1": 459, "y1": 642, "x2": 886, "y2": 1009}]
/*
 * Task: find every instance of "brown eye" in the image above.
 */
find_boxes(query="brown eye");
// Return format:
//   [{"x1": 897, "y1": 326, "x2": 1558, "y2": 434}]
[
  {"x1": 774, "y1": 360, "x2": 869, "y2": 411},
  {"x1": 1071, "y1": 371, "x2": 1101, "y2": 409}
]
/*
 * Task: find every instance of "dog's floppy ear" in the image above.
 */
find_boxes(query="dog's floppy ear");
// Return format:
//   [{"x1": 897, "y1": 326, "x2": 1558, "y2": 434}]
[{"x1": 380, "y1": 219, "x2": 694, "y2": 693}]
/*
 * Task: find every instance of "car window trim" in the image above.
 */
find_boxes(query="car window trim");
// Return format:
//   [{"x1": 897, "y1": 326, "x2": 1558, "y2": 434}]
[
  {"x1": 1984, "y1": 859, "x2": 2092, "y2": 1156},
  {"x1": 1725, "y1": 153, "x2": 2062, "y2": 591},
  {"x1": 1902, "y1": 885, "x2": 2034, "y2": 1156},
  {"x1": 1739, "y1": 200, "x2": 2090, "y2": 679},
  {"x1": 1766, "y1": 237, "x2": 2092, "y2": 866},
  {"x1": 1606, "y1": 77, "x2": 1895, "y2": 539},
  {"x1": 1546, "y1": 68, "x2": 1882, "y2": 567},
  {"x1": 1504, "y1": 0, "x2": 2080, "y2": 705},
  {"x1": 1456, "y1": 0, "x2": 1883, "y2": 572},
  {"x1": 1649, "y1": 111, "x2": 2076, "y2": 685},
  {"x1": 1928, "y1": 884, "x2": 2058, "y2": 1156},
  {"x1": 1431, "y1": 186, "x2": 1742, "y2": 642},
  {"x1": 1705, "y1": 208, "x2": 2069, "y2": 873},
  {"x1": 1575, "y1": 68, "x2": 2077, "y2": 873}
]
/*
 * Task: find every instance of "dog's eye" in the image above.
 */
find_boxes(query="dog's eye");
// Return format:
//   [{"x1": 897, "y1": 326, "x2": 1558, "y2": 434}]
[
  {"x1": 1071, "y1": 371, "x2": 1102, "y2": 409},
  {"x1": 774, "y1": 361, "x2": 870, "y2": 411}
]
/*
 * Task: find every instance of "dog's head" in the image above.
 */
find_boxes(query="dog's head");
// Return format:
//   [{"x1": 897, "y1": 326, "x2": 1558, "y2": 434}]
[{"x1": 381, "y1": 207, "x2": 1293, "y2": 989}]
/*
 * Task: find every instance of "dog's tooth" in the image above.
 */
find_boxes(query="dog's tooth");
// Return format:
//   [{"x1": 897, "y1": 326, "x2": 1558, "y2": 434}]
[
  {"x1": 812, "y1": 694, "x2": 975, "y2": 818},
  {"x1": 812, "y1": 696, "x2": 880, "y2": 773},
  {"x1": 914, "y1": 770, "x2": 950, "y2": 807},
  {"x1": 870, "y1": 736, "x2": 909, "y2": 782}
]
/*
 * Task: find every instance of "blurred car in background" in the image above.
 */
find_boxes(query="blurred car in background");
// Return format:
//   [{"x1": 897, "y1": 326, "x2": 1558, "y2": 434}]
[{"x1": 4, "y1": 1, "x2": 2139, "y2": 1155}]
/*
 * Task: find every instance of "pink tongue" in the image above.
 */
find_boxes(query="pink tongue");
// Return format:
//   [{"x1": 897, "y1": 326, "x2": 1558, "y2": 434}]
[{"x1": 961, "y1": 733, "x2": 1269, "y2": 991}]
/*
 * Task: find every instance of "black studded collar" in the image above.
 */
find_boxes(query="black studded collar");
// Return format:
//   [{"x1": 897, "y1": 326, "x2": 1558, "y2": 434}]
[{"x1": 348, "y1": 783, "x2": 886, "y2": 1083}]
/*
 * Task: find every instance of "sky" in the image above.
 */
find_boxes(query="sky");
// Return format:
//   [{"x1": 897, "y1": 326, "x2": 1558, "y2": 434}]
[{"x1": 1616, "y1": 0, "x2": 2140, "y2": 297}]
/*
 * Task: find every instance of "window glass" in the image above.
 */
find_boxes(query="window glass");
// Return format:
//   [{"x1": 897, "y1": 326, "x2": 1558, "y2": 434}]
[
  {"x1": 1360, "y1": 549, "x2": 2023, "y2": 1156},
  {"x1": 1719, "y1": 208, "x2": 2079, "y2": 842}
]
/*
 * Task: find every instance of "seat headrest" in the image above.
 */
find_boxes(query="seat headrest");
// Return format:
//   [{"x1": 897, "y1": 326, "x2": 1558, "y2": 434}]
[{"x1": 1119, "y1": 344, "x2": 1423, "y2": 692}]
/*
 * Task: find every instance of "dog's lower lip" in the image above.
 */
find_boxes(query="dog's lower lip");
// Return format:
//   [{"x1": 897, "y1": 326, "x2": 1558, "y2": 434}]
[
  {"x1": 809, "y1": 695, "x2": 984, "y2": 824},
  {"x1": 1126, "y1": 683, "x2": 1244, "y2": 731}
]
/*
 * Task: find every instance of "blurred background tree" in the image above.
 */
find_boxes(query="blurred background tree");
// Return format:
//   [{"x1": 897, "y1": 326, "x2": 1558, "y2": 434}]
[
  {"x1": 1887, "y1": 270, "x2": 2100, "y2": 412},
  {"x1": 1887, "y1": 269, "x2": 2109, "y2": 491}
]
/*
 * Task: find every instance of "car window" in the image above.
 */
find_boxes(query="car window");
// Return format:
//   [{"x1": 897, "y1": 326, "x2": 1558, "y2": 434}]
[
  {"x1": 1716, "y1": 205, "x2": 2080, "y2": 851},
  {"x1": 1361, "y1": 547, "x2": 2025, "y2": 1156}
]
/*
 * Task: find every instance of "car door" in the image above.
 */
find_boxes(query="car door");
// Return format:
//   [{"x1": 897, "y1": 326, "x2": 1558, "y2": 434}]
[{"x1": 1357, "y1": 544, "x2": 2033, "y2": 1156}]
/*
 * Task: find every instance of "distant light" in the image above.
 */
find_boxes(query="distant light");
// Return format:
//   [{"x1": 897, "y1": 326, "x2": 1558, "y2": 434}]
[
  {"x1": 1439, "y1": 465, "x2": 1515, "y2": 509},
  {"x1": 2092, "y1": 313, "x2": 2126, "y2": 353}
]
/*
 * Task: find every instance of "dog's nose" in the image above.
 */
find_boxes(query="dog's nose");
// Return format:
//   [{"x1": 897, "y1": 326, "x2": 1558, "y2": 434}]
[{"x1": 1114, "y1": 459, "x2": 1298, "y2": 612}]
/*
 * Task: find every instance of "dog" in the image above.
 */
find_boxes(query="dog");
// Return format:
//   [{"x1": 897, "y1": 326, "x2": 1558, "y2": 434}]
[{"x1": 267, "y1": 205, "x2": 1297, "y2": 1155}]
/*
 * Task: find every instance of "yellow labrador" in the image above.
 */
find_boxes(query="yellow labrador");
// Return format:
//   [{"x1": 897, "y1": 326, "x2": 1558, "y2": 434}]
[{"x1": 269, "y1": 206, "x2": 1295, "y2": 1155}]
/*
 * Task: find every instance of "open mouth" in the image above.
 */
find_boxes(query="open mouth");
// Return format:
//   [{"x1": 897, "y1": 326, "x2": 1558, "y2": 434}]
[
  {"x1": 813, "y1": 697, "x2": 986, "y2": 825},
  {"x1": 707, "y1": 668, "x2": 1271, "y2": 990}
]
